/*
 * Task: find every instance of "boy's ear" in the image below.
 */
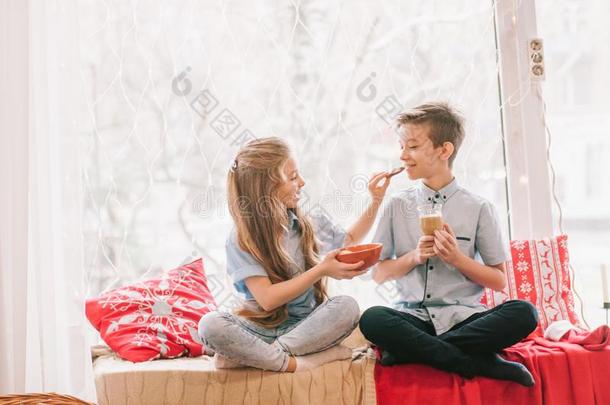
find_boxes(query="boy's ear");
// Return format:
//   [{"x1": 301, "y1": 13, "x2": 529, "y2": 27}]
[{"x1": 440, "y1": 142, "x2": 455, "y2": 163}]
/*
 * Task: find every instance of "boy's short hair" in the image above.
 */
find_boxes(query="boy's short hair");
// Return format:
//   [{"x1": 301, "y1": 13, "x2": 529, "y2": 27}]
[{"x1": 395, "y1": 102, "x2": 465, "y2": 167}]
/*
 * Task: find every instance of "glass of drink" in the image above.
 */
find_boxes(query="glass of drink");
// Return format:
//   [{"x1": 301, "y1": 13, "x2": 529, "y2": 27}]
[{"x1": 418, "y1": 202, "x2": 444, "y2": 235}]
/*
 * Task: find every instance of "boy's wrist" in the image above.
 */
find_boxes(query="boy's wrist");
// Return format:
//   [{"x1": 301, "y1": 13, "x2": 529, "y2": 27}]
[
  {"x1": 450, "y1": 251, "x2": 469, "y2": 270},
  {"x1": 402, "y1": 250, "x2": 418, "y2": 268}
]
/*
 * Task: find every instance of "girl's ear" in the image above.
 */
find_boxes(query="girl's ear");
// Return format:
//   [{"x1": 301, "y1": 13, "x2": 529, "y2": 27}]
[{"x1": 440, "y1": 141, "x2": 455, "y2": 163}]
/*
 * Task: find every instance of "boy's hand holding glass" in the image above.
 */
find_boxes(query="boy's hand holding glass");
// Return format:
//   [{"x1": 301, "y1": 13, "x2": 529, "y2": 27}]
[
  {"x1": 432, "y1": 224, "x2": 464, "y2": 266},
  {"x1": 414, "y1": 235, "x2": 436, "y2": 265},
  {"x1": 413, "y1": 201, "x2": 443, "y2": 264}
]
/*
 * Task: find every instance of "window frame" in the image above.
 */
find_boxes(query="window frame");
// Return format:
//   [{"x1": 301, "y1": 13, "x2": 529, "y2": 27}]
[{"x1": 494, "y1": 0, "x2": 554, "y2": 240}]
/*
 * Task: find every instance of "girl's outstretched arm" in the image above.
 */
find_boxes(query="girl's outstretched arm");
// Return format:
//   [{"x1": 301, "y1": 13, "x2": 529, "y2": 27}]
[
  {"x1": 344, "y1": 172, "x2": 391, "y2": 246},
  {"x1": 244, "y1": 250, "x2": 366, "y2": 311}
]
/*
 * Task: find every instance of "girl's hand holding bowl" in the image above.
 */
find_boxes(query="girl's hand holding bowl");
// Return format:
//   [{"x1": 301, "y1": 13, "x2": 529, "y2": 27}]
[{"x1": 336, "y1": 243, "x2": 383, "y2": 272}]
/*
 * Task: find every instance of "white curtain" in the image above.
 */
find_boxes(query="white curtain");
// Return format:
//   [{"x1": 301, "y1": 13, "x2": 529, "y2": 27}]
[{"x1": 0, "y1": 0, "x2": 96, "y2": 400}]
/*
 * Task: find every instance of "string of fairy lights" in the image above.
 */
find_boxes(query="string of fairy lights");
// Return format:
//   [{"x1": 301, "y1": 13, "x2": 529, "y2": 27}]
[{"x1": 80, "y1": 1, "x2": 595, "y2": 326}]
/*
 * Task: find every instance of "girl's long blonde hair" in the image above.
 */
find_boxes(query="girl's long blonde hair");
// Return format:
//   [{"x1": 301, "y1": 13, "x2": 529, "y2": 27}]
[{"x1": 227, "y1": 137, "x2": 327, "y2": 327}]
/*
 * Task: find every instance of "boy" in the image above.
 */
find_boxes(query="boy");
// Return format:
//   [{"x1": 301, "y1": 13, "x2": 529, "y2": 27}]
[{"x1": 359, "y1": 102, "x2": 538, "y2": 386}]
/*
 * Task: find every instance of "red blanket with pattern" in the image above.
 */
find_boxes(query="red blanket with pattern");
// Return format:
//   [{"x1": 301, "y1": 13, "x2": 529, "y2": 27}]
[{"x1": 374, "y1": 335, "x2": 610, "y2": 405}]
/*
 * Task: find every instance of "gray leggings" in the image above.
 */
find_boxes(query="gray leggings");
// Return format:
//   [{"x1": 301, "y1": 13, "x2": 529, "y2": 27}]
[{"x1": 198, "y1": 295, "x2": 360, "y2": 371}]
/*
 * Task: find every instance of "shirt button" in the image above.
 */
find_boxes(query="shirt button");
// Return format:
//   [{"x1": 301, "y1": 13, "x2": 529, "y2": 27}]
[
  {"x1": 429, "y1": 265, "x2": 434, "y2": 270},
  {"x1": 431, "y1": 314, "x2": 436, "y2": 319},
  {"x1": 426, "y1": 294, "x2": 431, "y2": 299}
]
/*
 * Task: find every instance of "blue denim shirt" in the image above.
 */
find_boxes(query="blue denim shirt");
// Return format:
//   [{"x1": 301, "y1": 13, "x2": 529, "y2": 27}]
[
  {"x1": 226, "y1": 209, "x2": 346, "y2": 323},
  {"x1": 372, "y1": 178, "x2": 509, "y2": 335}
]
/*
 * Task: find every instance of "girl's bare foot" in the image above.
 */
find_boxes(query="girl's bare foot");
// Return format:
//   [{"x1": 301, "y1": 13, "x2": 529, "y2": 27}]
[
  {"x1": 214, "y1": 353, "x2": 243, "y2": 369},
  {"x1": 294, "y1": 345, "x2": 353, "y2": 372}
]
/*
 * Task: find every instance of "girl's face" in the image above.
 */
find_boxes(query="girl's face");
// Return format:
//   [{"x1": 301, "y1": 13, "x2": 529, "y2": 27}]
[{"x1": 276, "y1": 157, "x2": 306, "y2": 209}]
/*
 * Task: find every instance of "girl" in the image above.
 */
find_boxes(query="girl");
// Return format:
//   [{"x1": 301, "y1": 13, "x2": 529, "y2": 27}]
[{"x1": 198, "y1": 137, "x2": 394, "y2": 372}]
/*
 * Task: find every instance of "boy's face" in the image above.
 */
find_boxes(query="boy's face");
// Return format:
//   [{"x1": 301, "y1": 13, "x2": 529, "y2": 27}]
[{"x1": 398, "y1": 123, "x2": 452, "y2": 180}]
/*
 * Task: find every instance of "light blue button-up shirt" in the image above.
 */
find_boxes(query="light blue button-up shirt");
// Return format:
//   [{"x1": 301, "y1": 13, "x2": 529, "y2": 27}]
[
  {"x1": 226, "y1": 209, "x2": 346, "y2": 323},
  {"x1": 372, "y1": 178, "x2": 509, "y2": 335}
]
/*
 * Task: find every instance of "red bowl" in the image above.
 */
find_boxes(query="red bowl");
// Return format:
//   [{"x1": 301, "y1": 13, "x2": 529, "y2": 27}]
[{"x1": 336, "y1": 243, "x2": 383, "y2": 271}]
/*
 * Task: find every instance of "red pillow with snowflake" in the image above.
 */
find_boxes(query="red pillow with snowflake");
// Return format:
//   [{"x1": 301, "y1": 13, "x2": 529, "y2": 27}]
[
  {"x1": 481, "y1": 235, "x2": 583, "y2": 335},
  {"x1": 85, "y1": 259, "x2": 217, "y2": 362}
]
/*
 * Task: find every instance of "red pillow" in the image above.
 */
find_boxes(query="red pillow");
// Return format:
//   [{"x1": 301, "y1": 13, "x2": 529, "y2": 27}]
[
  {"x1": 482, "y1": 235, "x2": 583, "y2": 334},
  {"x1": 86, "y1": 259, "x2": 216, "y2": 362}
]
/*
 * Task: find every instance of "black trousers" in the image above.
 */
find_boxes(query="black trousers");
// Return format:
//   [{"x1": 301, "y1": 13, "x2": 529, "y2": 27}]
[{"x1": 359, "y1": 300, "x2": 538, "y2": 376}]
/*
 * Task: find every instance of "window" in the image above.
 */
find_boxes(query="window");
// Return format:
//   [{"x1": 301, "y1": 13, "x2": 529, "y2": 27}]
[
  {"x1": 80, "y1": 1, "x2": 508, "y2": 310},
  {"x1": 537, "y1": 0, "x2": 610, "y2": 327}
]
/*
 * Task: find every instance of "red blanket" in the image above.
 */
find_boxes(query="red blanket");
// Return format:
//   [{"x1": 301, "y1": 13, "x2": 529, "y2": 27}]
[
  {"x1": 557, "y1": 325, "x2": 610, "y2": 351},
  {"x1": 374, "y1": 335, "x2": 610, "y2": 405}
]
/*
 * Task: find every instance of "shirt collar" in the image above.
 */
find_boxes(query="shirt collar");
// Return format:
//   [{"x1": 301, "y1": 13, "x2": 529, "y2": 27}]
[{"x1": 420, "y1": 178, "x2": 460, "y2": 205}]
